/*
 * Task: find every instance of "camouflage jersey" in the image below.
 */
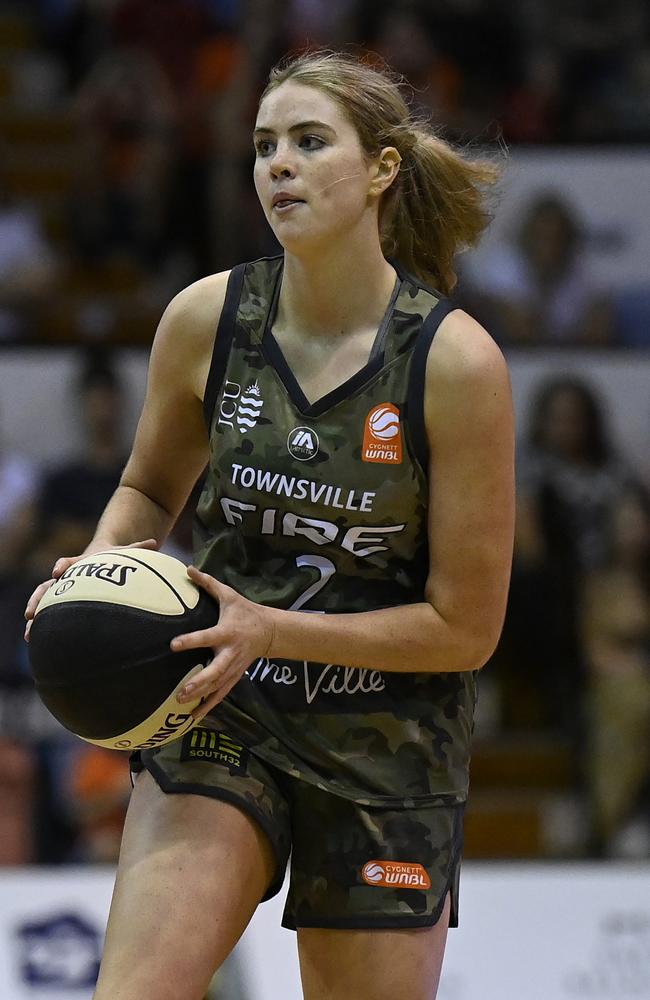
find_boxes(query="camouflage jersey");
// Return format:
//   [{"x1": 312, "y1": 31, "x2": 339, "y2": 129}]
[{"x1": 194, "y1": 255, "x2": 477, "y2": 808}]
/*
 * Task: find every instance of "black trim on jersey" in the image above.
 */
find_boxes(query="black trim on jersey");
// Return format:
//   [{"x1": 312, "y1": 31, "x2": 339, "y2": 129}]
[
  {"x1": 202, "y1": 262, "x2": 247, "y2": 428},
  {"x1": 406, "y1": 298, "x2": 455, "y2": 472},
  {"x1": 261, "y1": 268, "x2": 401, "y2": 418}
]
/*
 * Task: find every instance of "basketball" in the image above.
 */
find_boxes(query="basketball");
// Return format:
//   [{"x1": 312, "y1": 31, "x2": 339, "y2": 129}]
[{"x1": 27, "y1": 548, "x2": 219, "y2": 752}]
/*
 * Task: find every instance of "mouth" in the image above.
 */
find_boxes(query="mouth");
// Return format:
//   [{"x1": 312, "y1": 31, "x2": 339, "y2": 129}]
[{"x1": 272, "y1": 195, "x2": 305, "y2": 211}]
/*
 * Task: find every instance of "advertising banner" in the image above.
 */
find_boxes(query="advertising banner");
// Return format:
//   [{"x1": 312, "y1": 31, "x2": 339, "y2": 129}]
[{"x1": 1, "y1": 864, "x2": 649, "y2": 999}]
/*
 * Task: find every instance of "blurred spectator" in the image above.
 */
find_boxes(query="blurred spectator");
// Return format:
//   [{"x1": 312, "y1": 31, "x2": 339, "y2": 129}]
[
  {"x1": 581, "y1": 484, "x2": 650, "y2": 857},
  {"x1": 603, "y1": 45, "x2": 650, "y2": 142},
  {"x1": 501, "y1": 49, "x2": 562, "y2": 143},
  {"x1": 111, "y1": 0, "x2": 214, "y2": 96},
  {"x1": 0, "y1": 420, "x2": 38, "y2": 577},
  {"x1": 0, "y1": 738, "x2": 36, "y2": 864},
  {"x1": 67, "y1": 746, "x2": 131, "y2": 862},
  {"x1": 497, "y1": 377, "x2": 634, "y2": 734},
  {"x1": 0, "y1": 415, "x2": 40, "y2": 864},
  {"x1": 283, "y1": 0, "x2": 356, "y2": 49},
  {"x1": 69, "y1": 47, "x2": 178, "y2": 271},
  {"x1": 0, "y1": 164, "x2": 59, "y2": 342},
  {"x1": 365, "y1": 8, "x2": 462, "y2": 127},
  {"x1": 37, "y1": 0, "x2": 114, "y2": 92},
  {"x1": 30, "y1": 352, "x2": 127, "y2": 575},
  {"x1": 16, "y1": 352, "x2": 130, "y2": 862},
  {"x1": 550, "y1": 0, "x2": 648, "y2": 140},
  {"x1": 464, "y1": 192, "x2": 616, "y2": 345}
]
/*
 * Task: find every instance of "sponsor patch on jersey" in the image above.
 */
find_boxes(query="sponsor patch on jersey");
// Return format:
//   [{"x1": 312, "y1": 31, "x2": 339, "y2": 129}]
[
  {"x1": 236, "y1": 381, "x2": 264, "y2": 433},
  {"x1": 361, "y1": 860, "x2": 431, "y2": 889},
  {"x1": 180, "y1": 728, "x2": 249, "y2": 772},
  {"x1": 288, "y1": 426, "x2": 319, "y2": 461},
  {"x1": 362, "y1": 403, "x2": 403, "y2": 464}
]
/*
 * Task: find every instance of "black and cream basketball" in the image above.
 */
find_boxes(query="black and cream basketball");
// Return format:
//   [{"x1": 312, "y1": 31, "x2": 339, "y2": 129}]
[{"x1": 28, "y1": 548, "x2": 219, "y2": 751}]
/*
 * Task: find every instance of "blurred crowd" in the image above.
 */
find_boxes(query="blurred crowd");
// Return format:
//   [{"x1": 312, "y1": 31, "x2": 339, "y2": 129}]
[
  {"x1": 0, "y1": 0, "x2": 648, "y2": 343},
  {"x1": 0, "y1": 1, "x2": 649, "y2": 870},
  {"x1": 0, "y1": 350, "x2": 197, "y2": 865}
]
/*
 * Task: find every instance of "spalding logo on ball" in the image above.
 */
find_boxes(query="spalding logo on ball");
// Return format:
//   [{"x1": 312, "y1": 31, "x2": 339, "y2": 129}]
[{"x1": 28, "y1": 549, "x2": 219, "y2": 751}]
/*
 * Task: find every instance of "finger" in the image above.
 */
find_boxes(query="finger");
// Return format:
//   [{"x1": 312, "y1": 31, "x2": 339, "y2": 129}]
[
  {"x1": 25, "y1": 580, "x2": 55, "y2": 619},
  {"x1": 171, "y1": 627, "x2": 224, "y2": 654},
  {"x1": 191, "y1": 668, "x2": 242, "y2": 721},
  {"x1": 24, "y1": 618, "x2": 33, "y2": 643},
  {"x1": 52, "y1": 557, "x2": 79, "y2": 578},
  {"x1": 178, "y1": 648, "x2": 233, "y2": 701},
  {"x1": 186, "y1": 565, "x2": 227, "y2": 599},
  {"x1": 178, "y1": 649, "x2": 237, "y2": 701},
  {"x1": 130, "y1": 538, "x2": 158, "y2": 550}
]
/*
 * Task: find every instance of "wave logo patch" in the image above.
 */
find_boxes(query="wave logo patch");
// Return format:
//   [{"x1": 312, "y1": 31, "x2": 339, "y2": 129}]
[
  {"x1": 236, "y1": 381, "x2": 264, "y2": 433},
  {"x1": 362, "y1": 403, "x2": 403, "y2": 464},
  {"x1": 361, "y1": 860, "x2": 431, "y2": 889}
]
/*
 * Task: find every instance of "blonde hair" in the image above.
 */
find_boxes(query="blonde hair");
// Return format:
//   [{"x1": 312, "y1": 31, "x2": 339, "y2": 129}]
[{"x1": 262, "y1": 51, "x2": 500, "y2": 295}]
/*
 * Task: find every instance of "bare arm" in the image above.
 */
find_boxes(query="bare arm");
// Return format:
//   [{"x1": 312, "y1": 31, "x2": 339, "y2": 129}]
[{"x1": 175, "y1": 309, "x2": 515, "y2": 713}]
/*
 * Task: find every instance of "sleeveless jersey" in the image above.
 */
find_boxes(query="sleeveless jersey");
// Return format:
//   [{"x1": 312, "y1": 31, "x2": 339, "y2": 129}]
[{"x1": 194, "y1": 256, "x2": 477, "y2": 807}]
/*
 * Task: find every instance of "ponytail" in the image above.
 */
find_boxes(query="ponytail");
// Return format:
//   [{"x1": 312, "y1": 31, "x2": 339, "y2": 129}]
[
  {"x1": 264, "y1": 51, "x2": 501, "y2": 296},
  {"x1": 381, "y1": 129, "x2": 499, "y2": 296}
]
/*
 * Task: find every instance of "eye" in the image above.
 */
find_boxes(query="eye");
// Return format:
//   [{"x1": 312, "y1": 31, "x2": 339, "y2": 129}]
[
  {"x1": 254, "y1": 138, "x2": 275, "y2": 157},
  {"x1": 299, "y1": 134, "x2": 325, "y2": 151}
]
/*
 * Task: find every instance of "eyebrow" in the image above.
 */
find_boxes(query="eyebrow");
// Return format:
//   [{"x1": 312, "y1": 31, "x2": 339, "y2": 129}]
[{"x1": 253, "y1": 120, "x2": 336, "y2": 136}]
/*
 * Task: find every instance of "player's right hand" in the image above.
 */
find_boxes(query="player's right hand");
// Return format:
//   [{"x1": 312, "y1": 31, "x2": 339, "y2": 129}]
[{"x1": 24, "y1": 538, "x2": 158, "y2": 640}]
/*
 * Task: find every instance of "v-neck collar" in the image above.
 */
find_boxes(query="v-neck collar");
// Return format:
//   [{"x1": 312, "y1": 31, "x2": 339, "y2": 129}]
[{"x1": 260, "y1": 261, "x2": 402, "y2": 418}]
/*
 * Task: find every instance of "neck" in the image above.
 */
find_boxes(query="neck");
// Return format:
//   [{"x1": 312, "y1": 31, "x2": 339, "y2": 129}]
[{"x1": 277, "y1": 232, "x2": 397, "y2": 338}]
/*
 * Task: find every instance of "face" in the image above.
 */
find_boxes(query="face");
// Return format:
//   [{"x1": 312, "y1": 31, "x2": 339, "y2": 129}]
[
  {"x1": 82, "y1": 384, "x2": 121, "y2": 440},
  {"x1": 526, "y1": 205, "x2": 574, "y2": 270},
  {"x1": 541, "y1": 388, "x2": 591, "y2": 459},
  {"x1": 253, "y1": 81, "x2": 393, "y2": 253}
]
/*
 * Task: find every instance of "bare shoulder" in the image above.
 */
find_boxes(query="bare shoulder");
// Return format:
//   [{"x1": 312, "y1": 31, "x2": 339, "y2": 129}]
[
  {"x1": 150, "y1": 270, "x2": 232, "y2": 400},
  {"x1": 156, "y1": 270, "x2": 231, "y2": 348},
  {"x1": 426, "y1": 308, "x2": 509, "y2": 390},
  {"x1": 423, "y1": 308, "x2": 513, "y2": 439}
]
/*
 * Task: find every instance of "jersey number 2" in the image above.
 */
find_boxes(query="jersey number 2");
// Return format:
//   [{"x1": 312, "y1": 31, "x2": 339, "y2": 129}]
[{"x1": 288, "y1": 555, "x2": 336, "y2": 612}]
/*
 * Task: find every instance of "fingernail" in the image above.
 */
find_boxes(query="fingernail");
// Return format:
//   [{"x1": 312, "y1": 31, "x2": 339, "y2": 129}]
[{"x1": 170, "y1": 639, "x2": 181, "y2": 651}]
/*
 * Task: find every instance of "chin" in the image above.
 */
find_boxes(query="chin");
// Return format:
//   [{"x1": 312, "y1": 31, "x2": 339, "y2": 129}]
[{"x1": 272, "y1": 226, "x2": 326, "y2": 256}]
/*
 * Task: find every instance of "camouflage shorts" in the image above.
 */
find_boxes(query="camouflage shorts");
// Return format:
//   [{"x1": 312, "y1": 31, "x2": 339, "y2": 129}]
[{"x1": 131, "y1": 724, "x2": 464, "y2": 931}]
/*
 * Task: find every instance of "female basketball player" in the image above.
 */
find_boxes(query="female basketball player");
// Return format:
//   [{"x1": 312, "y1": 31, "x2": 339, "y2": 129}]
[{"x1": 26, "y1": 52, "x2": 514, "y2": 1000}]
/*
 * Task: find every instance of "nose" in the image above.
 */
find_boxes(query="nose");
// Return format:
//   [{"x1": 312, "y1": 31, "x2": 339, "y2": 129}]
[{"x1": 269, "y1": 140, "x2": 296, "y2": 180}]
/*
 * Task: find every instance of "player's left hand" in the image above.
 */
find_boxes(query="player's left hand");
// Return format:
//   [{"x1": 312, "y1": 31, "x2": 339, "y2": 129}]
[{"x1": 171, "y1": 566, "x2": 275, "y2": 721}]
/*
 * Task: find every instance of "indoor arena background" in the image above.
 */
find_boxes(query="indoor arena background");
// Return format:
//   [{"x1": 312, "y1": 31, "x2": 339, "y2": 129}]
[{"x1": 0, "y1": 2, "x2": 649, "y2": 998}]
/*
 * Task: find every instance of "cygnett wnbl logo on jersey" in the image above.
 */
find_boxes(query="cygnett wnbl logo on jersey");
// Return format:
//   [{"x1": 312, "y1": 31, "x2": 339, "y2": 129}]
[{"x1": 362, "y1": 403, "x2": 403, "y2": 464}]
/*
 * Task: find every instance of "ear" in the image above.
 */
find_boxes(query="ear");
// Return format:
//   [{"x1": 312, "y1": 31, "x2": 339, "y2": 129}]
[{"x1": 368, "y1": 147, "x2": 402, "y2": 197}]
